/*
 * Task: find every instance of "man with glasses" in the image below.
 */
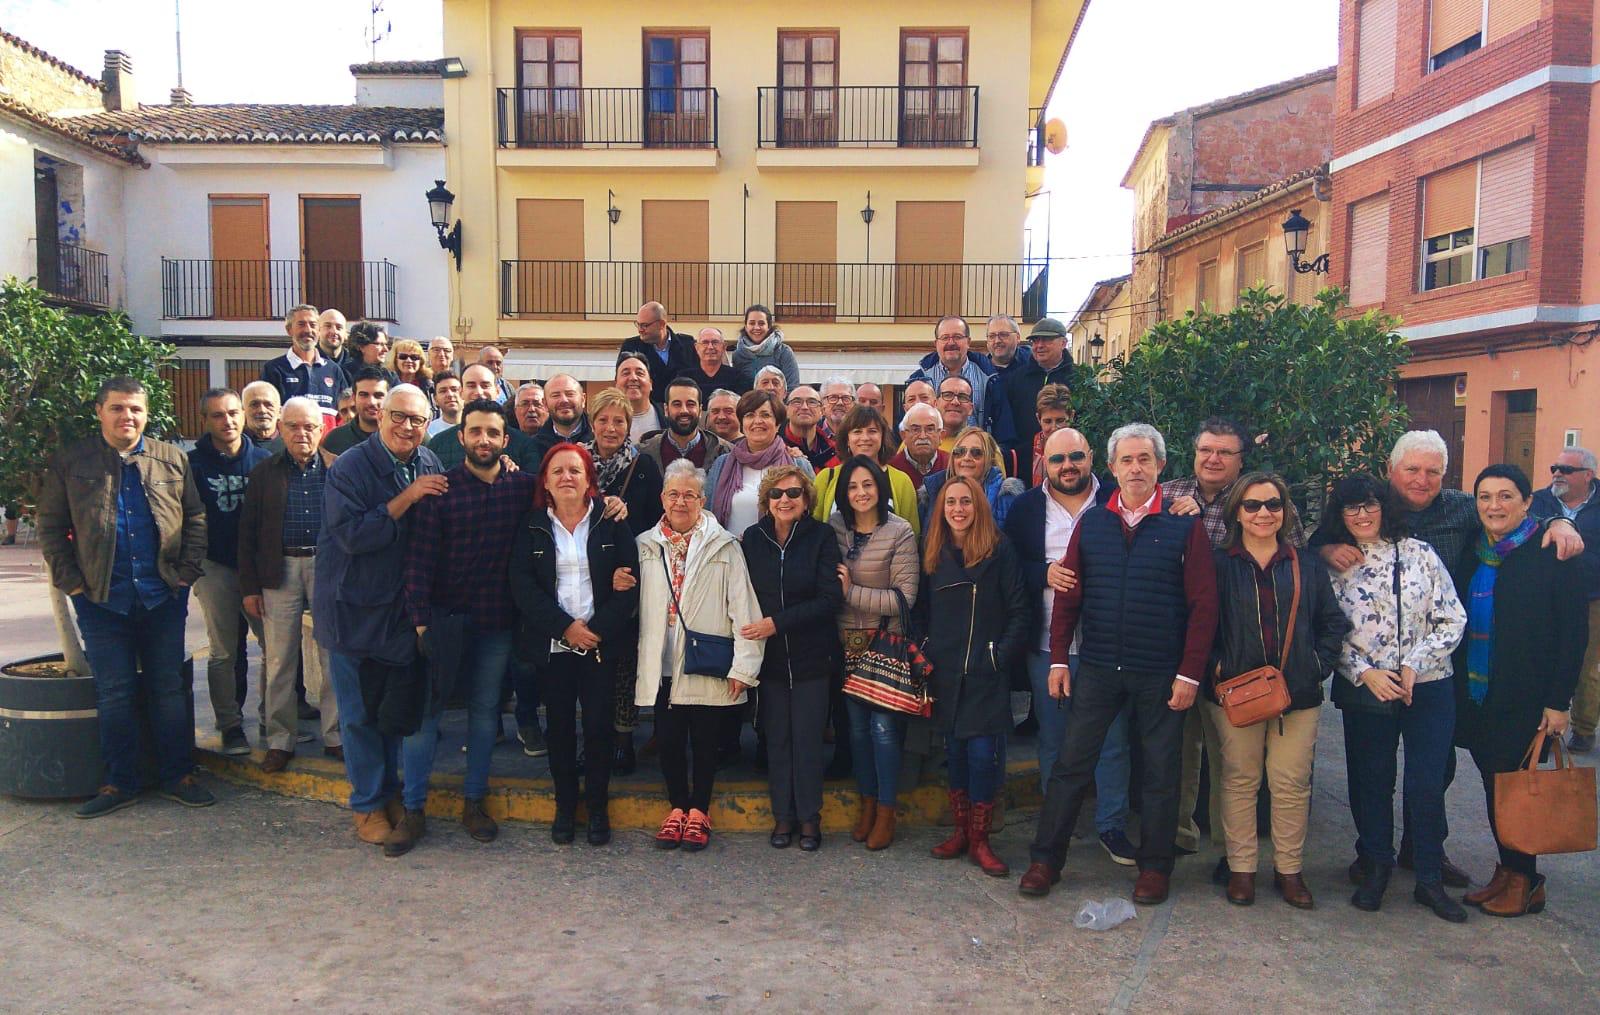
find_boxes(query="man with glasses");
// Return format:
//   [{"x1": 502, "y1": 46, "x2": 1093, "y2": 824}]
[
  {"x1": 620, "y1": 301, "x2": 697, "y2": 403},
  {"x1": 1532, "y1": 447, "x2": 1600, "y2": 751},
  {"x1": 428, "y1": 336, "x2": 461, "y2": 379},
  {"x1": 676, "y1": 326, "x2": 747, "y2": 402},
  {"x1": 818, "y1": 376, "x2": 855, "y2": 442},
  {"x1": 935, "y1": 376, "x2": 975, "y2": 452},
  {"x1": 889, "y1": 403, "x2": 948, "y2": 491},
  {"x1": 784, "y1": 386, "x2": 834, "y2": 471},
  {"x1": 1001, "y1": 318, "x2": 1075, "y2": 486},
  {"x1": 513, "y1": 381, "x2": 547, "y2": 436},
  {"x1": 319, "y1": 367, "x2": 389, "y2": 459},
  {"x1": 262, "y1": 304, "x2": 344, "y2": 432},
  {"x1": 906, "y1": 315, "x2": 1014, "y2": 450}
]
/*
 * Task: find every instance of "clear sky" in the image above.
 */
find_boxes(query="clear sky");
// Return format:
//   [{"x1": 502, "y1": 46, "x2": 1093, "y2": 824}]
[{"x1": 5, "y1": 0, "x2": 1338, "y2": 320}]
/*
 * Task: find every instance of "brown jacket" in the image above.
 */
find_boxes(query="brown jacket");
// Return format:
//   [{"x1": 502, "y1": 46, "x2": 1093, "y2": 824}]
[
  {"x1": 37, "y1": 435, "x2": 206, "y2": 602},
  {"x1": 237, "y1": 450, "x2": 304, "y2": 596},
  {"x1": 828, "y1": 513, "x2": 920, "y2": 634}
]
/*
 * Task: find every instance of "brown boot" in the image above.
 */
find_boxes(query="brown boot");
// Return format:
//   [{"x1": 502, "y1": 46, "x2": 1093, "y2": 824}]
[
  {"x1": 1226, "y1": 871, "x2": 1256, "y2": 905},
  {"x1": 462, "y1": 798, "x2": 498, "y2": 843},
  {"x1": 967, "y1": 801, "x2": 1010, "y2": 877},
  {"x1": 1482, "y1": 872, "x2": 1545, "y2": 917},
  {"x1": 1464, "y1": 864, "x2": 1511, "y2": 908},
  {"x1": 1274, "y1": 871, "x2": 1314, "y2": 910},
  {"x1": 852, "y1": 796, "x2": 877, "y2": 843},
  {"x1": 383, "y1": 808, "x2": 427, "y2": 858},
  {"x1": 866, "y1": 802, "x2": 896, "y2": 851},
  {"x1": 930, "y1": 789, "x2": 971, "y2": 859},
  {"x1": 353, "y1": 809, "x2": 392, "y2": 845}
]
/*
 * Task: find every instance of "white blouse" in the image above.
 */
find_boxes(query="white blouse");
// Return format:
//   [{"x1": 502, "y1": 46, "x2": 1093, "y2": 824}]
[
  {"x1": 1327, "y1": 537, "x2": 1466, "y2": 685},
  {"x1": 725, "y1": 465, "x2": 763, "y2": 538}
]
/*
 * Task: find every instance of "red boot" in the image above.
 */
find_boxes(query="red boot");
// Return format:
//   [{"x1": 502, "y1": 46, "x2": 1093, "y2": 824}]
[
  {"x1": 930, "y1": 789, "x2": 971, "y2": 859},
  {"x1": 968, "y1": 801, "x2": 1010, "y2": 877}
]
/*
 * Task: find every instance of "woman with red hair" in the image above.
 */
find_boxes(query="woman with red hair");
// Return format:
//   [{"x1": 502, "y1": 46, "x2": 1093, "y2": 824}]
[{"x1": 510, "y1": 443, "x2": 641, "y2": 846}]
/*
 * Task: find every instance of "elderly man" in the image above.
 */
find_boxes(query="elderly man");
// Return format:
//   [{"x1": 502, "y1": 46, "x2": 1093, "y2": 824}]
[
  {"x1": 527, "y1": 373, "x2": 596, "y2": 462},
  {"x1": 935, "y1": 376, "x2": 975, "y2": 451},
  {"x1": 1002, "y1": 318, "x2": 1074, "y2": 486},
  {"x1": 317, "y1": 309, "x2": 351, "y2": 377},
  {"x1": 855, "y1": 382, "x2": 884, "y2": 413},
  {"x1": 261, "y1": 304, "x2": 344, "y2": 431},
  {"x1": 784, "y1": 386, "x2": 834, "y2": 471},
  {"x1": 752, "y1": 365, "x2": 789, "y2": 403},
  {"x1": 319, "y1": 367, "x2": 389, "y2": 459},
  {"x1": 621, "y1": 301, "x2": 697, "y2": 402},
  {"x1": 641, "y1": 376, "x2": 731, "y2": 471},
  {"x1": 513, "y1": 381, "x2": 547, "y2": 436},
  {"x1": 314, "y1": 384, "x2": 445, "y2": 851},
  {"x1": 888, "y1": 402, "x2": 948, "y2": 491},
  {"x1": 907, "y1": 316, "x2": 1012, "y2": 445},
  {"x1": 38, "y1": 377, "x2": 211, "y2": 816},
  {"x1": 476, "y1": 344, "x2": 515, "y2": 403},
  {"x1": 429, "y1": 365, "x2": 539, "y2": 471},
  {"x1": 187, "y1": 388, "x2": 270, "y2": 757},
  {"x1": 902, "y1": 378, "x2": 936, "y2": 413},
  {"x1": 427, "y1": 336, "x2": 461, "y2": 379},
  {"x1": 428, "y1": 371, "x2": 463, "y2": 438},
  {"x1": 241, "y1": 380, "x2": 285, "y2": 453},
  {"x1": 819, "y1": 376, "x2": 855, "y2": 441},
  {"x1": 617, "y1": 351, "x2": 667, "y2": 441},
  {"x1": 1021, "y1": 423, "x2": 1219, "y2": 906},
  {"x1": 706, "y1": 389, "x2": 742, "y2": 443},
  {"x1": 677, "y1": 326, "x2": 746, "y2": 402},
  {"x1": 239, "y1": 397, "x2": 342, "y2": 771},
  {"x1": 1532, "y1": 447, "x2": 1600, "y2": 751}
]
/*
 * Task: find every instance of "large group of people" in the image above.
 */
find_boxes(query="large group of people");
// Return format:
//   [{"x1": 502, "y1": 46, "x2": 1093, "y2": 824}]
[{"x1": 34, "y1": 299, "x2": 1595, "y2": 923}]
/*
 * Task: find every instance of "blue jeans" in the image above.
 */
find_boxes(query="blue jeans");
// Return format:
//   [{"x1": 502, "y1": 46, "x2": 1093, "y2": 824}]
[
  {"x1": 328, "y1": 652, "x2": 406, "y2": 812},
  {"x1": 1029, "y1": 650, "x2": 1130, "y2": 834},
  {"x1": 846, "y1": 697, "x2": 906, "y2": 805},
  {"x1": 73, "y1": 590, "x2": 192, "y2": 794},
  {"x1": 948, "y1": 733, "x2": 1003, "y2": 803},
  {"x1": 1341, "y1": 677, "x2": 1456, "y2": 885},
  {"x1": 458, "y1": 630, "x2": 513, "y2": 801}
]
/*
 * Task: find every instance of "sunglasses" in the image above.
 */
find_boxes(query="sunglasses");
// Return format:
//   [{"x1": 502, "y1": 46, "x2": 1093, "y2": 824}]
[
  {"x1": 1551, "y1": 464, "x2": 1591, "y2": 475},
  {"x1": 396, "y1": 353, "x2": 421, "y2": 362},
  {"x1": 1047, "y1": 451, "x2": 1088, "y2": 465},
  {"x1": 1240, "y1": 498, "x2": 1284, "y2": 514},
  {"x1": 766, "y1": 487, "x2": 805, "y2": 501},
  {"x1": 950, "y1": 446, "x2": 986, "y2": 459}
]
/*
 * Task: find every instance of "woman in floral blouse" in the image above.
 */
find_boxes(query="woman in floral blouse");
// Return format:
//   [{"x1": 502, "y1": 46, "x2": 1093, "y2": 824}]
[{"x1": 1316, "y1": 475, "x2": 1467, "y2": 922}]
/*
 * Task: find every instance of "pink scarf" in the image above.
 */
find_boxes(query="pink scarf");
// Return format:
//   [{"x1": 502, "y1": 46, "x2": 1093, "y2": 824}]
[
  {"x1": 709, "y1": 436, "x2": 792, "y2": 524},
  {"x1": 658, "y1": 518, "x2": 695, "y2": 626}
]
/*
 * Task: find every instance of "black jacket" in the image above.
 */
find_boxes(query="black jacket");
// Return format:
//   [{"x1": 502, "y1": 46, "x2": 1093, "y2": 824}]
[
  {"x1": 740, "y1": 514, "x2": 845, "y2": 686},
  {"x1": 527, "y1": 415, "x2": 596, "y2": 465},
  {"x1": 620, "y1": 332, "x2": 697, "y2": 404},
  {"x1": 921, "y1": 537, "x2": 1030, "y2": 738},
  {"x1": 603, "y1": 452, "x2": 665, "y2": 537},
  {"x1": 1208, "y1": 546, "x2": 1350, "y2": 712},
  {"x1": 508, "y1": 501, "x2": 641, "y2": 669},
  {"x1": 1000, "y1": 349, "x2": 1074, "y2": 485},
  {"x1": 1001, "y1": 481, "x2": 1115, "y2": 641}
]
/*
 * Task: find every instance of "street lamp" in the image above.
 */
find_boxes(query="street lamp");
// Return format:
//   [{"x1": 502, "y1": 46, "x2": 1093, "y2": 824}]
[
  {"x1": 1282, "y1": 208, "x2": 1329, "y2": 275},
  {"x1": 860, "y1": 191, "x2": 875, "y2": 262},
  {"x1": 1088, "y1": 332, "x2": 1105, "y2": 365},
  {"x1": 426, "y1": 179, "x2": 462, "y2": 271}
]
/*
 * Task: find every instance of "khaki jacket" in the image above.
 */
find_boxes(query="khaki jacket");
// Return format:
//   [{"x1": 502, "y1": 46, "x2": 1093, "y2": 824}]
[{"x1": 37, "y1": 435, "x2": 207, "y2": 602}]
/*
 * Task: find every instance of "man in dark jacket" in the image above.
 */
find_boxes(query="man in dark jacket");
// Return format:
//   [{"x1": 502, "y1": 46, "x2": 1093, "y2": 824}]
[
  {"x1": 621, "y1": 301, "x2": 697, "y2": 403},
  {"x1": 1020, "y1": 423, "x2": 1219, "y2": 906},
  {"x1": 906, "y1": 316, "x2": 1016, "y2": 451},
  {"x1": 260, "y1": 304, "x2": 344, "y2": 430},
  {"x1": 187, "y1": 388, "x2": 269, "y2": 757},
  {"x1": 430, "y1": 364, "x2": 541, "y2": 470},
  {"x1": 319, "y1": 367, "x2": 389, "y2": 459},
  {"x1": 998, "y1": 318, "x2": 1074, "y2": 486},
  {"x1": 527, "y1": 373, "x2": 596, "y2": 463},
  {"x1": 313, "y1": 384, "x2": 444, "y2": 852},
  {"x1": 1532, "y1": 446, "x2": 1600, "y2": 751},
  {"x1": 36, "y1": 376, "x2": 212, "y2": 817},
  {"x1": 317, "y1": 308, "x2": 353, "y2": 381},
  {"x1": 640, "y1": 377, "x2": 732, "y2": 471}
]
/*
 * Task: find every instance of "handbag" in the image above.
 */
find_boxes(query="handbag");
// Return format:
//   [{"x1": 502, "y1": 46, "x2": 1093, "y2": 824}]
[
  {"x1": 1214, "y1": 550, "x2": 1300, "y2": 728},
  {"x1": 842, "y1": 588, "x2": 935, "y2": 718},
  {"x1": 1494, "y1": 730, "x2": 1598, "y2": 855},
  {"x1": 658, "y1": 555, "x2": 735, "y2": 679}
]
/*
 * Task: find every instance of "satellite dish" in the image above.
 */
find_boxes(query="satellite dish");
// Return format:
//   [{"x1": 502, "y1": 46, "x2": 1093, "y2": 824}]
[{"x1": 1044, "y1": 118, "x2": 1068, "y2": 155}]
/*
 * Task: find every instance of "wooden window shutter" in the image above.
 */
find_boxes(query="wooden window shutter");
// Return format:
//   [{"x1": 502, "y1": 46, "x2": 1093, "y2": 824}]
[
  {"x1": 1237, "y1": 245, "x2": 1266, "y2": 293},
  {"x1": 1422, "y1": 162, "x2": 1479, "y2": 238},
  {"x1": 1348, "y1": 194, "x2": 1390, "y2": 305},
  {"x1": 1476, "y1": 142, "x2": 1534, "y2": 246},
  {"x1": 1486, "y1": 0, "x2": 1538, "y2": 43},
  {"x1": 1356, "y1": 0, "x2": 1397, "y2": 106},
  {"x1": 1430, "y1": 0, "x2": 1483, "y2": 57}
]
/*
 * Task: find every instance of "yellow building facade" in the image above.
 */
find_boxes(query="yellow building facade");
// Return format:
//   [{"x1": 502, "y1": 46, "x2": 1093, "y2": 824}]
[{"x1": 441, "y1": 0, "x2": 1085, "y2": 382}]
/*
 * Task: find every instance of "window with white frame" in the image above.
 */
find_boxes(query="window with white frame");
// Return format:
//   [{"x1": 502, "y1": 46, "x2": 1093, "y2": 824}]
[{"x1": 1419, "y1": 142, "x2": 1533, "y2": 292}]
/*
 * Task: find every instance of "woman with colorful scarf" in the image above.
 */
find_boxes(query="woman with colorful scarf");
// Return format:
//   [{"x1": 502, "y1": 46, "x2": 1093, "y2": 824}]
[
  {"x1": 704, "y1": 390, "x2": 814, "y2": 538},
  {"x1": 1450, "y1": 464, "x2": 1588, "y2": 918},
  {"x1": 1315, "y1": 474, "x2": 1466, "y2": 922}
]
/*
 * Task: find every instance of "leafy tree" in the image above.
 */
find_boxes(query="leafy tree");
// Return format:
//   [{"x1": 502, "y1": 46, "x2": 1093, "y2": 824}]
[
  {"x1": 0, "y1": 277, "x2": 177, "y2": 672},
  {"x1": 1072, "y1": 286, "x2": 1410, "y2": 519}
]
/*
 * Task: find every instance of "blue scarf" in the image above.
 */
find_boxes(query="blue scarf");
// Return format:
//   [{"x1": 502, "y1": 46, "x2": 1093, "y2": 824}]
[{"x1": 1465, "y1": 517, "x2": 1537, "y2": 704}]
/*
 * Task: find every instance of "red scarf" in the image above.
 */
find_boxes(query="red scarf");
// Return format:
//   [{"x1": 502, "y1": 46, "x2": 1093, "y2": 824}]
[{"x1": 658, "y1": 518, "x2": 695, "y2": 626}]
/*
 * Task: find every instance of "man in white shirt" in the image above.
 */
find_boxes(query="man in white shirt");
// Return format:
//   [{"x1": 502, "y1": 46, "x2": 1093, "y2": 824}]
[{"x1": 616, "y1": 352, "x2": 666, "y2": 443}]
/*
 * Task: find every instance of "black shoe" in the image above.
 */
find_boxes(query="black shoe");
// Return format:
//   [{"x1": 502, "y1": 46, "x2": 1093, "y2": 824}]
[
  {"x1": 769, "y1": 823, "x2": 794, "y2": 849},
  {"x1": 613, "y1": 737, "x2": 637, "y2": 776},
  {"x1": 160, "y1": 775, "x2": 216, "y2": 808},
  {"x1": 551, "y1": 808, "x2": 576, "y2": 844},
  {"x1": 75, "y1": 786, "x2": 139, "y2": 819},
  {"x1": 1351, "y1": 863, "x2": 1392, "y2": 912},
  {"x1": 220, "y1": 726, "x2": 251, "y2": 756},
  {"x1": 520, "y1": 725, "x2": 548, "y2": 758},
  {"x1": 1414, "y1": 881, "x2": 1469, "y2": 923},
  {"x1": 586, "y1": 809, "x2": 611, "y2": 846},
  {"x1": 1098, "y1": 829, "x2": 1137, "y2": 867},
  {"x1": 798, "y1": 821, "x2": 821, "y2": 852},
  {"x1": 1212, "y1": 855, "x2": 1232, "y2": 886}
]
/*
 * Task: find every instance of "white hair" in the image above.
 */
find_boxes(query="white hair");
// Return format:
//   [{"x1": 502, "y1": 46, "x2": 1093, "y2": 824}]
[
  {"x1": 662, "y1": 458, "x2": 706, "y2": 492},
  {"x1": 240, "y1": 380, "x2": 280, "y2": 405},
  {"x1": 822, "y1": 375, "x2": 854, "y2": 395},
  {"x1": 280, "y1": 396, "x2": 322, "y2": 422},
  {"x1": 754, "y1": 365, "x2": 787, "y2": 384},
  {"x1": 899, "y1": 402, "x2": 941, "y2": 432},
  {"x1": 1566, "y1": 446, "x2": 1598, "y2": 472},
  {"x1": 427, "y1": 336, "x2": 452, "y2": 350},
  {"x1": 1389, "y1": 430, "x2": 1449, "y2": 470},
  {"x1": 1107, "y1": 422, "x2": 1167, "y2": 463},
  {"x1": 383, "y1": 383, "x2": 428, "y2": 408}
]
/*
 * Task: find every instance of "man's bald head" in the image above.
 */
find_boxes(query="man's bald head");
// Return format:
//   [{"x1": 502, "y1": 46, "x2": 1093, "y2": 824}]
[{"x1": 1042, "y1": 427, "x2": 1094, "y2": 497}]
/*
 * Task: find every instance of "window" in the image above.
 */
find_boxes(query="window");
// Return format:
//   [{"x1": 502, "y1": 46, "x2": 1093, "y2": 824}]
[
  {"x1": 1196, "y1": 259, "x2": 1219, "y2": 310},
  {"x1": 900, "y1": 30, "x2": 967, "y2": 145},
  {"x1": 1479, "y1": 237, "x2": 1529, "y2": 277},
  {"x1": 1356, "y1": 0, "x2": 1397, "y2": 106},
  {"x1": 1419, "y1": 142, "x2": 1534, "y2": 291},
  {"x1": 1486, "y1": 0, "x2": 1538, "y2": 43},
  {"x1": 1430, "y1": 0, "x2": 1482, "y2": 71},
  {"x1": 516, "y1": 31, "x2": 581, "y2": 145},
  {"x1": 777, "y1": 30, "x2": 837, "y2": 146},
  {"x1": 1236, "y1": 244, "x2": 1266, "y2": 295},
  {"x1": 1419, "y1": 161, "x2": 1478, "y2": 291},
  {"x1": 1348, "y1": 194, "x2": 1390, "y2": 305},
  {"x1": 1423, "y1": 229, "x2": 1476, "y2": 290},
  {"x1": 644, "y1": 31, "x2": 710, "y2": 146}
]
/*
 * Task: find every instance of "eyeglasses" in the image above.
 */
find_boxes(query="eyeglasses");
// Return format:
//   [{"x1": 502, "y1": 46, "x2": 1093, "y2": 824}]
[
  {"x1": 1551, "y1": 464, "x2": 1591, "y2": 475},
  {"x1": 823, "y1": 394, "x2": 854, "y2": 404},
  {"x1": 1240, "y1": 498, "x2": 1284, "y2": 514},
  {"x1": 1196, "y1": 446, "x2": 1241, "y2": 460},
  {"x1": 766, "y1": 487, "x2": 805, "y2": 501},
  {"x1": 635, "y1": 320, "x2": 661, "y2": 332},
  {"x1": 1341, "y1": 501, "x2": 1382, "y2": 517},
  {"x1": 1047, "y1": 451, "x2": 1089, "y2": 465},
  {"x1": 396, "y1": 353, "x2": 421, "y2": 362},
  {"x1": 787, "y1": 398, "x2": 823, "y2": 408},
  {"x1": 950, "y1": 446, "x2": 986, "y2": 460},
  {"x1": 903, "y1": 424, "x2": 939, "y2": 436},
  {"x1": 387, "y1": 410, "x2": 429, "y2": 429},
  {"x1": 985, "y1": 332, "x2": 1017, "y2": 341},
  {"x1": 664, "y1": 491, "x2": 703, "y2": 503},
  {"x1": 938, "y1": 392, "x2": 973, "y2": 404}
]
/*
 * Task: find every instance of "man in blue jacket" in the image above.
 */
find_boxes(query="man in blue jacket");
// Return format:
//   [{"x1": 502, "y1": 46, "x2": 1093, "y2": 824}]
[
  {"x1": 188, "y1": 388, "x2": 269, "y2": 756},
  {"x1": 906, "y1": 315, "x2": 1017, "y2": 459},
  {"x1": 1532, "y1": 446, "x2": 1600, "y2": 751},
  {"x1": 314, "y1": 383, "x2": 445, "y2": 851}
]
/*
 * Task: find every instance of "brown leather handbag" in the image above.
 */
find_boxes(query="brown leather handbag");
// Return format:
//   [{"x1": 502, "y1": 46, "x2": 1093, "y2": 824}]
[
  {"x1": 1215, "y1": 551, "x2": 1300, "y2": 729},
  {"x1": 1494, "y1": 730, "x2": 1598, "y2": 855}
]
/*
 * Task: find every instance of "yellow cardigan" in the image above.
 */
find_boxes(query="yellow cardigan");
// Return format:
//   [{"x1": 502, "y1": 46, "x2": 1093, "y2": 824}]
[{"x1": 812, "y1": 463, "x2": 921, "y2": 536}]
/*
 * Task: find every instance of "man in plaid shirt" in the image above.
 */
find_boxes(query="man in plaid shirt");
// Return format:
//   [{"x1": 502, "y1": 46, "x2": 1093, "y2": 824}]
[{"x1": 403, "y1": 399, "x2": 536, "y2": 846}]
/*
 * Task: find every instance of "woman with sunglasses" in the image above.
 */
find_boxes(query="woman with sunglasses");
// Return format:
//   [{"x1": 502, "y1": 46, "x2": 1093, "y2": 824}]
[
  {"x1": 739, "y1": 465, "x2": 844, "y2": 851},
  {"x1": 918, "y1": 427, "x2": 1025, "y2": 532},
  {"x1": 386, "y1": 338, "x2": 433, "y2": 401},
  {"x1": 1315, "y1": 475, "x2": 1467, "y2": 921},
  {"x1": 1206, "y1": 472, "x2": 1350, "y2": 909}
]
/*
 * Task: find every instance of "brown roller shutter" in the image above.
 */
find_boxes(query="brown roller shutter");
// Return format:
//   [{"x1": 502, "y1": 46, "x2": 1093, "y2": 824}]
[
  {"x1": 1422, "y1": 162, "x2": 1478, "y2": 239},
  {"x1": 642, "y1": 200, "x2": 709, "y2": 319},
  {"x1": 1430, "y1": 0, "x2": 1483, "y2": 57},
  {"x1": 894, "y1": 201, "x2": 963, "y2": 322},
  {"x1": 1236, "y1": 244, "x2": 1267, "y2": 293},
  {"x1": 1348, "y1": 194, "x2": 1390, "y2": 305},
  {"x1": 210, "y1": 196, "x2": 269, "y2": 320},
  {"x1": 1487, "y1": 0, "x2": 1538, "y2": 42},
  {"x1": 1477, "y1": 142, "x2": 1534, "y2": 245},
  {"x1": 1356, "y1": 0, "x2": 1397, "y2": 106},
  {"x1": 161, "y1": 360, "x2": 212, "y2": 439},
  {"x1": 514, "y1": 198, "x2": 585, "y2": 317},
  {"x1": 226, "y1": 359, "x2": 271, "y2": 396},
  {"x1": 775, "y1": 201, "x2": 837, "y2": 322}
]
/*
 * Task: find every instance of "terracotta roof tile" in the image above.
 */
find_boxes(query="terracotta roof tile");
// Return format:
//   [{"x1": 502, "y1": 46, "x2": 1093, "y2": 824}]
[
  {"x1": 1153, "y1": 165, "x2": 1327, "y2": 247},
  {"x1": 0, "y1": 92, "x2": 146, "y2": 165},
  {"x1": 67, "y1": 103, "x2": 444, "y2": 144},
  {"x1": 349, "y1": 59, "x2": 443, "y2": 76}
]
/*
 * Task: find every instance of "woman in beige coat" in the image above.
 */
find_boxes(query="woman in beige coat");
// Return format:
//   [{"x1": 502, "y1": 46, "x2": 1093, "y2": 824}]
[{"x1": 636, "y1": 458, "x2": 765, "y2": 851}]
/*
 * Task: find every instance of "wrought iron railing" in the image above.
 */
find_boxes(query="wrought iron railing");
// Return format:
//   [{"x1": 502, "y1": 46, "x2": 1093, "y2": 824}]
[
  {"x1": 160, "y1": 259, "x2": 397, "y2": 321},
  {"x1": 756, "y1": 85, "x2": 979, "y2": 148},
  {"x1": 41, "y1": 243, "x2": 111, "y2": 307},
  {"x1": 496, "y1": 87, "x2": 719, "y2": 148}
]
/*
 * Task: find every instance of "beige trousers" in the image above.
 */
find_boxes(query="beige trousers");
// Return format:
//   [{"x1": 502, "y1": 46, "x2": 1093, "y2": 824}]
[
  {"x1": 1570, "y1": 600, "x2": 1600, "y2": 737},
  {"x1": 260, "y1": 555, "x2": 338, "y2": 751},
  {"x1": 1205, "y1": 700, "x2": 1319, "y2": 874},
  {"x1": 1176, "y1": 704, "x2": 1225, "y2": 850}
]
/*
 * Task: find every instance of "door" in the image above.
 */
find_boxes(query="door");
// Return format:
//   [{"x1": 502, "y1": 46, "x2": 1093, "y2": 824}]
[
  {"x1": 775, "y1": 201, "x2": 837, "y2": 322},
  {"x1": 210, "y1": 196, "x2": 270, "y2": 319},
  {"x1": 301, "y1": 197, "x2": 363, "y2": 319},
  {"x1": 1397, "y1": 375, "x2": 1466, "y2": 491},
  {"x1": 777, "y1": 31, "x2": 837, "y2": 146},
  {"x1": 514, "y1": 198, "x2": 585, "y2": 317},
  {"x1": 642, "y1": 200, "x2": 708, "y2": 319},
  {"x1": 900, "y1": 30, "x2": 967, "y2": 145},
  {"x1": 34, "y1": 164, "x2": 60, "y2": 295},
  {"x1": 1502, "y1": 389, "x2": 1537, "y2": 478},
  {"x1": 516, "y1": 31, "x2": 582, "y2": 146},
  {"x1": 644, "y1": 31, "x2": 709, "y2": 147},
  {"x1": 895, "y1": 201, "x2": 964, "y2": 322}
]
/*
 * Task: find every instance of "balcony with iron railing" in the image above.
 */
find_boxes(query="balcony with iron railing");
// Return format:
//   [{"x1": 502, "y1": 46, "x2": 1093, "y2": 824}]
[
  {"x1": 36, "y1": 242, "x2": 111, "y2": 308},
  {"x1": 754, "y1": 85, "x2": 981, "y2": 170},
  {"x1": 495, "y1": 86, "x2": 720, "y2": 169},
  {"x1": 160, "y1": 259, "x2": 398, "y2": 322}
]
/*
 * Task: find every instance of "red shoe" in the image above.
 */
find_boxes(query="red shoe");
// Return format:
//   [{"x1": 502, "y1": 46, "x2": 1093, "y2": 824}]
[
  {"x1": 654, "y1": 808, "x2": 686, "y2": 849},
  {"x1": 1018, "y1": 862, "x2": 1061, "y2": 897},
  {"x1": 967, "y1": 801, "x2": 1010, "y2": 877},
  {"x1": 930, "y1": 789, "x2": 971, "y2": 859},
  {"x1": 681, "y1": 808, "x2": 711, "y2": 851},
  {"x1": 1133, "y1": 870, "x2": 1170, "y2": 905}
]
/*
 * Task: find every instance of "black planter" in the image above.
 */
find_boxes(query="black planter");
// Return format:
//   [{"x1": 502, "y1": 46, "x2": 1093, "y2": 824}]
[{"x1": 0, "y1": 653, "x2": 196, "y2": 799}]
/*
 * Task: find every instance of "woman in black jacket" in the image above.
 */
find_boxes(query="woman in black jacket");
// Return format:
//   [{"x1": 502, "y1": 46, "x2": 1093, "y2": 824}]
[
  {"x1": 921, "y1": 475, "x2": 1030, "y2": 878},
  {"x1": 741, "y1": 464, "x2": 845, "y2": 851},
  {"x1": 1205, "y1": 472, "x2": 1350, "y2": 910},
  {"x1": 1452, "y1": 464, "x2": 1589, "y2": 918},
  {"x1": 509, "y1": 443, "x2": 641, "y2": 847}
]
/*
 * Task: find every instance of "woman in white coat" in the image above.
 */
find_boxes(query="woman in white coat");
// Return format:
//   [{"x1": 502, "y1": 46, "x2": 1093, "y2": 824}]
[{"x1": 636, "y1": 458, "x2": 765, "y2": 851}]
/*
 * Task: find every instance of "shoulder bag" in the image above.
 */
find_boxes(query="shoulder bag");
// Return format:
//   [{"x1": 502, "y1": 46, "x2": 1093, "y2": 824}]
[
  {"x1": 1215, "y1": 550, "x2": 1300, "y2": 728},
  {"x1": 842, "y1": 587, "x2": 935, "y2": 718},
  {"x1": 1494, "y1": 730, "x2": 1598, "y2": 855},
  {"x1": 658, "y1": 555, "x2": 735, "y2": 679}
]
